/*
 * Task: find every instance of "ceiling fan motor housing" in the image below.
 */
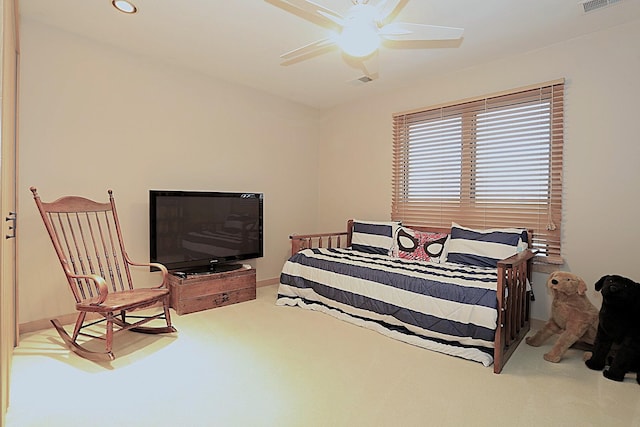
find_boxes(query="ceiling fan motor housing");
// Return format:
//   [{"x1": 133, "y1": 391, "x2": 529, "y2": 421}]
[{"x1": 338, "y1": 4, "x2": 381, "y2": 57}]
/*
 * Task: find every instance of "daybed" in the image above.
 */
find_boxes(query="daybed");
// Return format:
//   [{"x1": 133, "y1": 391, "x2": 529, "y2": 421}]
[{"x1": 277, "y1": 220, "x2": 536, "y2": 374}]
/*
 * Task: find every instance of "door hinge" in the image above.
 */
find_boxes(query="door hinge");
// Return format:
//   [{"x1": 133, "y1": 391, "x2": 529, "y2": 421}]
[{"x1": 6, "y1": 211, "x2": 16, "y2": 239}]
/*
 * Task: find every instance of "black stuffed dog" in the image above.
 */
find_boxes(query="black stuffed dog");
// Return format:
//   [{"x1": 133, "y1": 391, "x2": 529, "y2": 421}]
[{"x1": 584, "y1": 275, "x2": 640, "y2": 384}]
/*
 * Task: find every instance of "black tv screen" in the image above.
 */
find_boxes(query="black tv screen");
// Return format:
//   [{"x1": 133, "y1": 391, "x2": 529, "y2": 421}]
[{"x1": 149, "y1": 190, "x2": 263, "y2": 273}]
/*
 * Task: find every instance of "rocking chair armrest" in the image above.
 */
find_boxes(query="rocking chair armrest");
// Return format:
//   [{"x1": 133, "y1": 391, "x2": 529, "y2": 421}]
[
  {"x1": 69, "y1": 274, "x2": 109, "y2": 305},
  {"x1": 127, "y1": 260, "x2": 170, "y2": 289}
]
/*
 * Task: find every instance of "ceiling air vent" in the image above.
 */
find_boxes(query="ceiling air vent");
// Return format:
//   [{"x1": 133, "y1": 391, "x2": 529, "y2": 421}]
[
  {"x1": 579, "y1": 0, "x2": 623, "y2": 14},
  {"x1": 347, "y1": 73, "x2": 378, "y2": 86}
]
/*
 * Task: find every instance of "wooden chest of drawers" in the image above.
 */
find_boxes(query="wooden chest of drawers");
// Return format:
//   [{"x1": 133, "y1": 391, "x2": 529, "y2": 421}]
[{"x1": 168, "y1": 266, "x2": 256, "y2": 315}]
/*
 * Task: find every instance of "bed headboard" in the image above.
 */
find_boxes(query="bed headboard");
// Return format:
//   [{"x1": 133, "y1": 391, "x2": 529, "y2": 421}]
[
  {"x1": 345, "y1": 219, "x2": 451, "y2": 239},
  {"x1": 346, "y1": 219, "x2": 533, "y2": 249},
  {"x1": 291, "y1": 219, "x2": 533, "y2": 256}
]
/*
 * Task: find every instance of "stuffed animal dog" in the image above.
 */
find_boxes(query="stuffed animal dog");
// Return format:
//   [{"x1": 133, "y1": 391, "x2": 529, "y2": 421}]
[
  {"x1": 526, "y1": 271, "x2": 599, "y2": 362},
  {"x1": 584, "y1": 275, "x2": 640, "y2": 384}
]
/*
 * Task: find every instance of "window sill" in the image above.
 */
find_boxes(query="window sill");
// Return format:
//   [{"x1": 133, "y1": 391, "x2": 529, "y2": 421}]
[{"x1": 532, "y1": 257, "x2": 564, "y2": 273}]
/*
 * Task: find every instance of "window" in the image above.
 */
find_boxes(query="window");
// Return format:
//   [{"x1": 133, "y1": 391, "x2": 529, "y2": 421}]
[{"x1": 392, "y1": 80, "x2": 564, "y2": 263}]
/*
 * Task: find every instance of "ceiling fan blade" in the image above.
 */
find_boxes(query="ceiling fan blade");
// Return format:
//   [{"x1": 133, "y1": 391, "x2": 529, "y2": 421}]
[
  {"x1": 303, "y1": 0, "x2": 342, "y2": 18},
  {"x1": 280, "y1": 37, "x2": 337, "y2": 60},
  {"x1": 375, "y1": 0, "x2": 409, "y2": 26},
  {"x1": 317, "y1": 10, "x2": 345, "y2": 27},
  {"x1": 265, "y1": 0, "x2": 343, "y2": 29},
  {"x1": 380, "y1": 22, "x2": 464, "y2": 41}
]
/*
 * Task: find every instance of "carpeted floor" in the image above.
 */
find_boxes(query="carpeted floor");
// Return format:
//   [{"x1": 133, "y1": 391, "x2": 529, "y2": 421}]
[{"x1": 6, "y1": 285, "x2": 640, "y2": 426}]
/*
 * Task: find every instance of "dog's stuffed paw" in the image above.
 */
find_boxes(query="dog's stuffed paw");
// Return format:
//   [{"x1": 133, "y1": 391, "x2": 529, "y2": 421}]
[
  {"x1": 543, "y1": 352, "x2": 561, "y2": 363},
  {"x1": 585, "y1": 356, "x2": 605, "y2": 371},
  {"x1": 525, "y1": 336, "x2": 541, "y2": 347},
  {"x1": 603, "y1": 367, "x2": 625, "y2": 382}
]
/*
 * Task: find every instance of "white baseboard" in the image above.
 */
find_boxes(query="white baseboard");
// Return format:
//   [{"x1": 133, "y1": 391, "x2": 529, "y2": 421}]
[{"x1": 257, "y1": 277, "x2": 280, "y2": 287}]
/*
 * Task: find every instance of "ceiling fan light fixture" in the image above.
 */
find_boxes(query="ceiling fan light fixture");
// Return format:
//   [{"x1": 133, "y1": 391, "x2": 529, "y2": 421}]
[
  {"x1": 338, "y1": 21, "x2": 380, "y2": 58},
  {"x1": 112, "y1": 0, "x2": 137, "y2": 14}
]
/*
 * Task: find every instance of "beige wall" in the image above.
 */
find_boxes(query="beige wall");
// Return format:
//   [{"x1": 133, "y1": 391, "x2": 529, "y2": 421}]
[
  {"x1": 18, "y1": 21, "x2": 321, "y2": 323},
  {"x1": 18, "y1": 17, "x2": 640, "y2": 325},
  {"x1": 316, "y1": 19, "x2": 640, "y2": 320}
]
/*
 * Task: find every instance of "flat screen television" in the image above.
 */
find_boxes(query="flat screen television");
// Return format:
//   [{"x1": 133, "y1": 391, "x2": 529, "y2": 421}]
[{"x1": 149, "y1": 190, "x2": 263, "y2": 274}]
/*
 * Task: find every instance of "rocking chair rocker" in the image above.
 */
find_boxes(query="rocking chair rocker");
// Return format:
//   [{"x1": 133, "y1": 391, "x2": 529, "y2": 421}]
[{"x1": 31, "y1": 187, "x2": 176, "y2": 361}]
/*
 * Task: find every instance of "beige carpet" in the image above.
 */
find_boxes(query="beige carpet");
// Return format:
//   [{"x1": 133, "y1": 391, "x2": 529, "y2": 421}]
[{"x1": 6, "y1": 285, "x2": 640, "y2": 427}]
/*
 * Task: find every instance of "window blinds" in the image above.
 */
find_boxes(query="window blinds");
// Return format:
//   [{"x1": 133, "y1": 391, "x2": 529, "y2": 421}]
[{"x1": 392, "y1": 80, "x2": 564, "y2": 263}]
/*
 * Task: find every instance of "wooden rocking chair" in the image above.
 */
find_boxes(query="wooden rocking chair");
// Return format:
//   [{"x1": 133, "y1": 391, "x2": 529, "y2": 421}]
[{"x1": 31, "y1": 187, "x2": 176, "y2": 361}]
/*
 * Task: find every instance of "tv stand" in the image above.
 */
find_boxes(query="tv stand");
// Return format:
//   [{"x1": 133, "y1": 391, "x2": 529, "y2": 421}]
[{"x1": 168, "y1": 265, "x2": 256, "y2": 315}]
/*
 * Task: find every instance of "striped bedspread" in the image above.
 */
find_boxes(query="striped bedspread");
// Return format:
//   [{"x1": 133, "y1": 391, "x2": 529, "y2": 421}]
[{"x1": 277, "y1": 248, "x2": 501, "y2": 366}]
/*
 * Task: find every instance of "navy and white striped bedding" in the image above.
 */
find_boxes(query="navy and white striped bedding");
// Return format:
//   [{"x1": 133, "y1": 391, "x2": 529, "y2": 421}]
[
  {"x1": 445, "y1": 223, "x2": 527, "y2": 268},
  {"x1": 277, "y1": 247, "x2": 501, "y2": 366},
  {"x1": 351, "y1": 220, "x2": 399, "y2": 255}
]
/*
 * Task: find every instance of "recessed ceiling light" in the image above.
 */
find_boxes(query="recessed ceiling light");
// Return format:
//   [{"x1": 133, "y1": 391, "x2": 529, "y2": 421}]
[{"x1": 112, "y1": 0, "x2": 137, "y2": 14}]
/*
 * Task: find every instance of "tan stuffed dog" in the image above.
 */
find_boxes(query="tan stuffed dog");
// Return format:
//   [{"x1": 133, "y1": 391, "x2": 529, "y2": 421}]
[{"x1": 526, "y1": 271, "x2": 599, "y2": 362}]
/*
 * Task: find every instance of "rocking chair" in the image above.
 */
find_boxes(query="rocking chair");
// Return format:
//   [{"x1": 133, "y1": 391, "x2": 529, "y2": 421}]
[{"x1": 31, "y1": 187, "x2": 176, "y2": 361}]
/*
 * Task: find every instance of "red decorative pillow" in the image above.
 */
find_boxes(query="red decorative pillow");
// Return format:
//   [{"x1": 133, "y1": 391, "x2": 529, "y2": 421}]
[{"x1": 395, "y1": 228, "x2": 448, "y2": 263}]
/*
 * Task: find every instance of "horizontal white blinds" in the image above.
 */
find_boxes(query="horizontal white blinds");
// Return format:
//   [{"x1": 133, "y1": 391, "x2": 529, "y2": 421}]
[{"x1": 392, "y1": 81, "x2": 564, "y2": 263}]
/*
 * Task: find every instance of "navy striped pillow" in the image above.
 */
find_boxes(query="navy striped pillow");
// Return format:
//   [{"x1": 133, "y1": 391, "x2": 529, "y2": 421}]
[
  {"x1": 351, "y1": 220, "x2": 400, "y2": 255},
  {"x1": 445, "y1": 223, "x2": 527, "y2": 268}
]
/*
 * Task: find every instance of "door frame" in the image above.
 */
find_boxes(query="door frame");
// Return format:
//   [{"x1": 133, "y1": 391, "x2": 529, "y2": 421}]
[{"x1": 1, "y1": 0, "x2": 19, "y2": 423}]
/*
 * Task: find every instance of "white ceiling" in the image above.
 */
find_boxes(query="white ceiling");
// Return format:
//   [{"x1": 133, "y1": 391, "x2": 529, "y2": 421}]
[{"x1": 18, "y1": 0, "x2": 640, "y2": 109}]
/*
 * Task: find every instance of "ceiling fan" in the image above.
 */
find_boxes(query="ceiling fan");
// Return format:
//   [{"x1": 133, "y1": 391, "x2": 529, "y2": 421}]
[{"x1": 266, "y1": 0, "x2": 464, "y2": 78}]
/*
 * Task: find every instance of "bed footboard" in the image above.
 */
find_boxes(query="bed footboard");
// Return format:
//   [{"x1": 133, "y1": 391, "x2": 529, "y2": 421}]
[{"x1": 494, "y1": 249, "x2": 536, "y2": 373}]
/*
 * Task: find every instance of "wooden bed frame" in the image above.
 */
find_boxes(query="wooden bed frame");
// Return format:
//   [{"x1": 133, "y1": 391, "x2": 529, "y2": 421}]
[{"x1": 289, "y1": 220, "x2": 536, "y2": 374}]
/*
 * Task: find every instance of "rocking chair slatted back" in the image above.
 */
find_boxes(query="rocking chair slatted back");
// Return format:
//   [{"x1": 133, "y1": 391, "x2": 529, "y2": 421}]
[
  {"x1": 31, "y1": 187, "x2": 176, "y2": 361},
  {"x1": 34, "y1": 191, "x2": 135, "y2": 303}
]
